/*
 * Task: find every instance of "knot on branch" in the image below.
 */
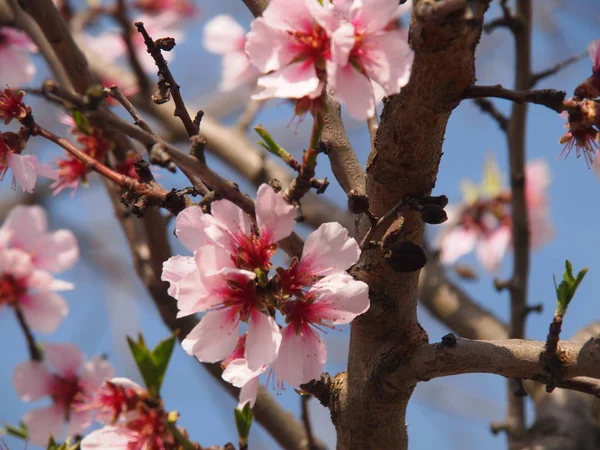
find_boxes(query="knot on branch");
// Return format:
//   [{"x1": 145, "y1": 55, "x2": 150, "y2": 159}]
[{"x1": 301, "y1": 373, "x2": 334, "y2": 408}]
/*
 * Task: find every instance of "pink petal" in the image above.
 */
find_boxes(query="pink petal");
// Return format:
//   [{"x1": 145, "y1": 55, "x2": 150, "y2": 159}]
[
  {"x1": 222, "y1": 358, "x2": 265, "y2": 388},
  {"x1": 272, "y1": 324, "x2": 326, "y2": 387},
  {"x1": 66, "y1": 410, "x2": 94, "y2": 437},
  {"x1": 221, "y1": 52, "x2": 259, "y2": 91},
  {"x1": 23, "y1": 404, "x2": 66, "y2": 446},
  {"x1": 530, "y1": 212, "x2": 555, "y2": 250},
  {"x1": 12, "y1": 361, "x2": 53, "y2": 401},
  {"x1": 245, "y1": 18, "x2": 294, "y2": 72},
  {"x1": 1, "y1": 205, "x2": 47, "y2": 251},
  {"x1": 79, "y1": 357, "x2": 115, "y2": 392},
  {"x1": 311, "y1": 273, "x2": 370, "y2": 324},
  {"x1": 0, "y1": 47, "x2": 36, "y2": 88},
  {"x1": 246, "y1": 309, "x2": 282, "y2": 370},
  {"x1": 262, "y1": 0, "x2": 316, "y2": 32},
  {"x1": 26, "y1": 270, "x2": 73, "y2": 292},
  {"x1": 170, "y1": 266, "x2": 212, "y2": 317},
  {"x1": 238, "y1": 376, "x2": 260, "y2": 409},
  {"x1": 19, "y1": 292, "x2": 69, "y2": 334},
  {"x1": 161, "y1": 255, "x2": 196, "y2": 297},
  {"x1": 7, "y1": 153, "x2": 37, "y2": 193},
  {"x1": 181, "y1": 309, "x2": 239, "y2": 362},
  {"x1": 32, "y1": 159, "x2": 58, "y2": 180},
  {"x1": 203, "y1": 15, "x2": 246, "y2": 54},
  {"x1": 195, "y1": 244, "x2": 236, "y2": 275},
  {"x1": 360, "y1": 30, "x2": 413, "y2": 94},
  {"x1": 81, "y1": 426, "x2": 137, "y2": 450},
  {"x1": 0, "y1": 248, "x2": 33, "y2": 278},
  {"x1": 328, "y1": 62, "x2": 376, "y2": 120},
  {"x1": 32, "y1": 230, "x2": 79, "y2": 273},
  {"x1": 301, "y1": 222, "x2": 360, "y2": 276},
  {"x1": 255, "y1": 60, "x2": 322, "y2": 99},
  {"x1": 175, "y1": 206, "x2": 207, "y2": 252},
  {"x1": 476, "y1": 227, "x2": 512, "y2": 272},
  {"x1": 438, "y1": 227, "x2": 478, "y2": 265},
  {"x1": 588, "y1": 38, "x2": 600, "y2": 73},
  {"x1": 350, "y1": 0, "x2": 399, "y2": 33},
  {"x1": 330, "y1": 22, "x2": 356, "y2": 67},
  {"x1": 209, "y1": 199, "x2": 251, "y2": 244},
  {"x1": 43, "y1": 343, "x2": 85, "y2": 378},
  {"x1": 2, "y1": 28, "x2": 37, "y2": 52},
  {"x1": 303, "y1": 0, "x2": 341, "y2": 34},
  {"x1": 255, "y1": 184, "x2": 296, "y2": 242}
]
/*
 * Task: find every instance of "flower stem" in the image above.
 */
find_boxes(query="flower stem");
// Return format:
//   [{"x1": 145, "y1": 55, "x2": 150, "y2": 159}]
[{"x1": 14, "y1": 305, "x2": 42, "y2": 361}]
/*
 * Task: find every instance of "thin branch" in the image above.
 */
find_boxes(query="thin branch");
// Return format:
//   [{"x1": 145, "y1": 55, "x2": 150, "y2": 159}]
[
  {"x1": 236, "y1": 98, "x2": 266, "y2": 133},
  {"x1": 472, "y1": 98, "x2": 509, "y2": 132},
  {"x1": 463, "y1": 84, "x2": 566, "y2": 112},
  {"x1": 135, "y1": 21, "x2": 198, "y2": 137},
  {"x1": 359, "y1": 198, "x2": 406, "y2": 250},
  {"x1": 14, "y1": 305, "x2": 42, "y2": 361},
  {"x1": 300, "y1": 396, "x2": 319, "y2": 450},
  {"x1": 106, "y1": 85, "x2": 161, "y2": 139},
  {"x1": 241, "y1": 0, "x2": 269, "y2": 17},
  {"x1": 530, "y1": 51, "x2": 588, "y2": 86}
]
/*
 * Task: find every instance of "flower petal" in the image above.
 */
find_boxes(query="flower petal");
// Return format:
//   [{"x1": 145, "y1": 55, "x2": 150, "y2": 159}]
[
  {"x1": 181, "y1": 309, "x2": 239, "y2": 363},
  {"x1": 222, "y1": 358, "x2": 265, "y2": 388},
  {"x1": 12, "y1": 361, "x2": 53, "y2": 401},
  {"x1": 245, "y1": 18, "x2": 294, "y2": 73},
  {"x1": 238, "y1": 375, "x2": 260, "y2": 409},
  {"x1": 20, "y1": 292, "x2": 69, "y2": 334},
  {"x1": 328, "y1": 62, "x2": 375, "y2": 120},
  {"x1": 203, "y1": 15, "x2": 246, "y2": 54},
  {"x1": 0, "y1": 205, "x2": 47, "y2": 251},
  {"x1": 311, "y1": 273, "x2": 370, "y2": 324},
  {"x1": 175, "y1": 206, "x2": 207, "y2": 252},
  {"x1": 66, "y1": 410, "x2": 94, "y2": 437},
  {"x1": 79, "y1": 356, "x2": 115, "y2": 392},
  {"x1": 7, "y1": 153, "x2": 38, "y2": 193},
  {"x1": 438, "y1": 227, "x2": 478, "y2": 265},
  {"x1": 23, "y1": 404, "x2": 66, "y2": 446},
  {"x1": 43, "y1": 343, "x2": 85, "y2": 378},
  {"x1": 350, "y1": 0, "x2": 399, "y2": 33},
  {"x1": 476, "y1": 227, "x2": 512, "y2": 272},
  {"x1": 32, "y1": 230, "x2": 79, "y2": 273},
  {"x1": 588, "y1": 38, "x2": 600, "y2": 73},
  {"x1": 255, "y1": 60, "x2": 322, "y2": 99},
  {"x1": 161, "y1": 255, "x2": 197, "y2": 298},
  {"x1": 81, "y1": 426, "x2": 137, "y2": 450},
  {"x1": 246, "y1": 309, "x2": 282, "y2": 369},
  {"x1": 255, "y1": 184, "x2": 296, "y2": 242},
  {"x1": 209, "y1": 199, "x2": 251, "y2": 246},
  {"x1": 301, "y1": 222, "x2": 360, "y2": 276},
  {"x1": 0, "y1": 248, "x2": 33, "y2": 278}
]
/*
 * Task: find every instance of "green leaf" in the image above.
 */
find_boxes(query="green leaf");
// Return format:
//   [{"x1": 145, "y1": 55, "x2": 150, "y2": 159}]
[
  {"x1": 127, "y1": 332, "x2": 177, "y2": 396},
  {"x1": 554, "y1": 260, "x2": 588, "y2": 316},
  {"x1": 1, "y1": 422, "x2": 28, "y2": 440},
  {"x1": 234, "y1": 403, "x2": 254, "y2": 446},
  {"x1": 254, "y1": 125, "x2": 294, "y2": 165},
  {"x1": 70, "y1": 109, "x2": 93, "y2": 135}
]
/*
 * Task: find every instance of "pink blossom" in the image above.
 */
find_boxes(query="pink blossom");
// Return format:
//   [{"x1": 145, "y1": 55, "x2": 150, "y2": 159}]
[
  {"x1": 0, "y1": 205, "x2": 79, "y2": 273},
  {"x1": 12, "y1": 344, "x2": 115, "y2": 445},
  {"x1": 437, "y1": 160, "x2": 553, "y2": 271},
  {"x1": 0, "y1": 249, "x2": 72, "y2": 333},
  {"x1": 1, "y1": 133, "x2": 57, "y2": 193},
  {"x1": 0, "y1": 27, "x2": 37, "y2": 87},
  {"x1": 89, "y1": 377, "x2": 145, "y2": 424},
  {"x1": 245, "y1": 0, "x2": 339, "y2": 100},
  {"x1": 204, "y1": 15, "x2": 259, "y2": 92},
  {"x1": 134, "y1": 0, "x2": 197, "y2": 17},
  {"x1": 272, "y1": 223, "x2": 369, "y2": 387},
  {"x1": 328, "y1": 0, "x2": 414, "y2": 119},
  {"x1": 221, "y1": 334, "x2": 266, "y2": 409}
]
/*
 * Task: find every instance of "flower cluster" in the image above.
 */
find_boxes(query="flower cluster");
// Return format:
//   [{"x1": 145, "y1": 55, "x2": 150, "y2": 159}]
[
  {"x1": 81, "y1": 378, "x2": 180, "y2": 450},
  {"x1": 436, "y1": 157, "x2": 554, "y2": 272},
  {"x1": 204, "y1": 0, "x2": 413, "y2": 120},
  {"x1": 0, "y1": 205, "x2": 78, "y2": 332},
  {"x1": 162, "y1": 184, "x2": 370, "y2": 408},
  {"x1": 13, "y1": 343, "x2": 115, "y2": 445},
  {"x1": 51, "y1": 114, "x2": 114, "y2": 195},
  {"x1": 0, "y1": 27, "x2": 37, "y2": 88},
  {"x1": 0, "y1": 89, "x2": 57, "y2": 192},
  {"x1": 559, "y1": 39, "x2": 600, "y2": 176}
]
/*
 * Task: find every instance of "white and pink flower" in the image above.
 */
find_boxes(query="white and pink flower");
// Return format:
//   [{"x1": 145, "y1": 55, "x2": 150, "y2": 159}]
[
  {"x1": 204, "y1": 15, "x2": 259, "y2": 92},
  {"x1": 0, "y1": 27, "x2": 37, "y2": 87},
  {"x1": 12, "y1": 343, "x2": 115, "y2": 445}
]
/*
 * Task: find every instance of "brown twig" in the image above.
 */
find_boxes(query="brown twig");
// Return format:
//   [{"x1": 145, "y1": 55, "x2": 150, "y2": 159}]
[
  {"x1": 135, "y1": 21, "x2": 198, "y2": 137},
  {"x1": 530, "y1": 51, "x2": 588, "y2": 86},
  {"x1": 106, "y1": 85, "x2": 161, "y2": 139},
  {"x1": 472, "y1": 98, "x2": 509, "y2": 132},
  {"x1": 241, "y1": 0, "x2": 268, "y2": 17},
  {"x1": 14, "y1": 305, "x2": 42, "y2": 361},
  {"x1": 483, "y1": 0, "x2": 521, "y2": 34},
  {"x1": 463, "y1": 84, "x2": 566, "y2": 112},
  {"x1": 114, "y1": 0, "x2": 151, "y2": 96},
  {"x1": 300, "y1": 396, "x2": 319, "y2": 450}
]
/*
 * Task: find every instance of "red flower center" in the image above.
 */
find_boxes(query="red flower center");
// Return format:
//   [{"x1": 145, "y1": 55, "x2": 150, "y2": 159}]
[
  {"x1": 290, "y1": 24, "x2": 331, "y2": 64},
  {"x1": 51, "y1": 375, "x2": 83, "y2": 410},
  {"x1": 233, "y1": 231, "x2": 277, "y2": 271},
  {"x1": 0, "y1": 274, "x2": 27, "y2": 305}
]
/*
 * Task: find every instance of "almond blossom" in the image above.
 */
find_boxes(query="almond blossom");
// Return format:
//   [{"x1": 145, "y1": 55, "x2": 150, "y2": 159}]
[
  {"x1": 204, "y1": 15, "x2": 259, "y2": 92},
  {"x1": 12, "y1": 343, "x2": 115, "y2": 445},
  {"x1": 437, "y1": 157, "x2": 554, "y2": 272},
  {"x1": 271, "y1": 223, "x2": 369, "y2": 387},
  {"x1": 0, "y1": 205, "x2": 79, "y2": 274},
  {"x1": 162, "y1": 184, "x2": 296, "y2": 369},
  {"x1": 558, "y1": 103, "x2": 600, "y2": 177},
  {"x1": 328, "y1": 0, "x2": 414, "y2": 119},
  {"x1": 0, "y1": 249, "x2": 72, "y2": 333},
  {"x1": 0, "y1": 27, "x2": 37, "y2": 87},
  {"x1": 134, "y1": 0, "x2": 197, "y2": 17}
]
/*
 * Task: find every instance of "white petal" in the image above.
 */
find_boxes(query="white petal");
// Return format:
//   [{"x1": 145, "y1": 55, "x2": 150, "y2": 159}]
[
  {"x1": 12, "y1": 361, "x2": 53, "y2": 401},
  {"x1": 175, "y1": 206, "x2": 207, "y2": 252},
  {"x1": 238, "y1": 376, "x2": 260, "y2": 409},
  {"x1": 301, "y1": 222, "x2": 360, "y2": 276},
  {"x1": 181, "y1": 310, "x2": 239, "y2": 362},
  {"x1": 255, "y1": 184, "x2": 296, "y2": 242},
  {"x1": 222, "y1": 358, "x2": 265, "y2": 388},
  {"x1": 246, "y1": 309, "x2": 281, "y2": 370}
]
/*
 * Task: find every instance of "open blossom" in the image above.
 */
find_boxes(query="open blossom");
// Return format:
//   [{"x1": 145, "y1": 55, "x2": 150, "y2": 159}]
[
  {"x1": 162, "y1": 184, "x2": 296, "y2": 370},
  {"x1": 437, "y1": 157, "x2": 554, "y2": 271},
  {"x1": 245, "y1": 0, "x2": 413, "y2": 119},
  {"x1": 0, "y1": 27, "x2": 37, "y2": 87},
  {"x1": 12, "y1": 343, "x2": 115, "y2": 445},
  {"x1": 271, "y1": 223, "x2": 369, "y2": 387},
  {"x1": 204, "y1": 15, "x2": 259, "y2": 92},
  {"x1": 0, "y1": 205, "x2": 79, "y2": 274},
  {"x1": 328, "y1": 0, "x2": 414, "y2": 119},
  {"x1": 558, "y1": 103, "x2": 600, "y2": 177},
  {"x1": 134, "y1": 0, "x2": 197, "y2": 16}
]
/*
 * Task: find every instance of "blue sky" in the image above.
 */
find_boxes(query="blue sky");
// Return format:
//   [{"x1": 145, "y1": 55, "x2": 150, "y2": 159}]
[{"x1": 1, "y1": 1, "x2": 600, "y2": 449}]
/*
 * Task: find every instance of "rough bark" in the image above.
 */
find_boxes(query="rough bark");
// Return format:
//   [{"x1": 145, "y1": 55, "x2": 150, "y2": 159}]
[{"x1": 332, "y1": 2, "x2": 490, "y2": 448}]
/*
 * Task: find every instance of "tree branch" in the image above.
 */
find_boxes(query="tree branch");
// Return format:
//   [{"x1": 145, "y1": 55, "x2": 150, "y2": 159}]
[
  {"x1": 463, "y1": 85, "x2": 566, "y2": 111},
  {"x1": 472, "y1": 98, "x2": 509, "y2": 132},
  {"x1": 530, "y1": 51, "x2": 588, "y2": 87}
]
